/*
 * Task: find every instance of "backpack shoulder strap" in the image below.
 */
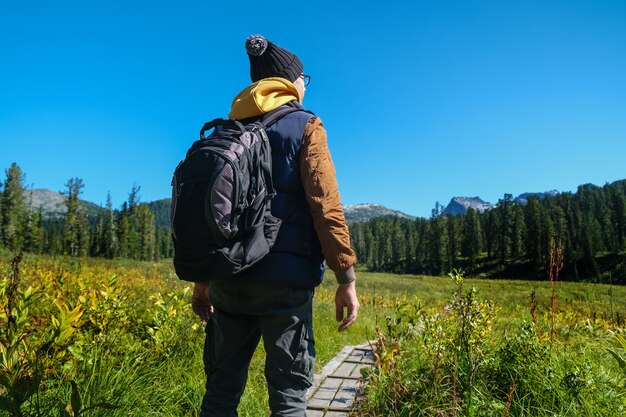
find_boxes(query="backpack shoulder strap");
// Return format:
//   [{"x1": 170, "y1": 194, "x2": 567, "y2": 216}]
[{"x1": 260, "y1": 101, "x2": 315, "y2": 128}]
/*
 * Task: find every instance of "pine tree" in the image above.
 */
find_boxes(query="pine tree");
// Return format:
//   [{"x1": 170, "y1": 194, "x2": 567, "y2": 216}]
[
  {"x1": 1, "y1": 163, "x2": 27, "y2": 251},
  {"x1": 125, "y1": 185, "x2": 142, "y2": 259},
  {"x1": 91, "y1": 211, "x2": 105, "y2": 257},
  {"x1": 461, "y1": 208, "x2": 482, "y2": 269},
  {"x1": 63, "y1": 177, "x2": 89, "y2": 256},
  {"x1": 446, "y1": 215, "x2": 461, "y2": 269},
  {"x1": 496, "y1": 193, "x2": 513, "y2": 264},
  {"x1": 482, "y1": 210, "x2": 497, "y2": 260},
  {"x1": 390, "y1": 218, "x2": 405, "y2": 270},
  {"x1": 609, "y1": 185, "x2": 626, "y2": 251},
  {"x1": 578, "y1": 213, "x2": 599, "y2": 277},
  {"x1": 370, "y1": 220, "x2": 383, "y2": 270},
  {"x1": 378, "y1": 220, "x2": 393, "y2": 270},
  {"x1": 510, "y1": 204, "x2": 526, "y2": 260},
  {"x1": 137, "y1": 203, "x2": 155, "y2": 261},
  {"x1": 117, "y1": 202, "x2": 129, "y2": 258},
  {"x1": 595, "y1": 189, "x2": 614, "y2": 253},
  {"x1": 414, "y1": 218, "x2": 428, "y2": 273},
  {"x1": 405, "y1": 221, "x2": 416, "y2": 266},
  {"x1": 24, "y1": 207, "x2": 45, "y2": 253},
  {"x1": 368, "y1": 231, "x2": 379, "y2": 271},
  {"x1": 551, "y1": 205, "x2": 569, "y2": 261},
  {"x1": 540, "y1": 207, "x2": 555, "y2": 266},
  {"x1": 558, "y1": 192, "x2": 578, "y2": 269},
  {"x1": 525, "y1": 197, "x2": 543, "y2": 266},
  {"x1": 102, "y1": 192, "x2": 118, "y2": 258},
  {"x1": 428, "y1": 216, "x2": 449, "y2": 275},
  {"x1": 431, "y1": 201, "x2": 444, "y2": 218},
  {"x1": 351, "y1": 222, "x2": 367, "y2": 263},
  {"x1": 364, "y1": 226, "x2": 376, "y2": 270}
]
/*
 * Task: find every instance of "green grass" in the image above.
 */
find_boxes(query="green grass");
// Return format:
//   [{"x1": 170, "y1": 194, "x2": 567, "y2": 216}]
[
  {"x1": 1, "y1": 254, "x2": 625, "y2": 416},
  {"x1": 350, "y1": 272, "x2": 626, "y2": 416}
]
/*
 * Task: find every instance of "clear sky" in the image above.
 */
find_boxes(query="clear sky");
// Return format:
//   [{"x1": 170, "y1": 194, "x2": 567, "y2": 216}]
[{"x1": 1, "y1": 0, "x2": 625, "y2": 218}]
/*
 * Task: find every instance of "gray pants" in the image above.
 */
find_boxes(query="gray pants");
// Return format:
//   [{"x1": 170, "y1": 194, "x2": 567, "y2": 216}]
[{"x1": 200, "y1": 280, "x2": 315, "y2": 417}]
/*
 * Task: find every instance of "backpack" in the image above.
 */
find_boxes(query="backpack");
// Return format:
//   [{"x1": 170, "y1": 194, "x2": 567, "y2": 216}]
[{"x1": 171, "y1": 105, "x2": 301, "y2": 282}]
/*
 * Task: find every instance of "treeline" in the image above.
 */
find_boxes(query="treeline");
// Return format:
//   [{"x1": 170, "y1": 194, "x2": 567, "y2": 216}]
[
  {"x1": 0, "y1": 163, "x2": 173, "y2": 260},
  {"x1": 4, "y1": 160, "x2": 626, "y2": 281},
  {"x1": 350, "y1": 180, "x2": 626, "y2": 282}
]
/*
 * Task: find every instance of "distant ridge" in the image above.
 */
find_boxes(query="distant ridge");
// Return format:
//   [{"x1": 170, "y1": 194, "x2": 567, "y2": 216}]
[
  {"x1": 26, "y1": 189, "x2": 67, "y2": 218},
  {"x1": 514, "y1": 190, "x2": 559, "y2": 205},
  {"x1": 342, "y1": 203, "x2": 415, "y2": 224},
  {"x1": 26, "y1": 188, "x2": 103, "y2": 220},
  {"x1": 442, "y1": 190, "x2": 563, "y2": 216}
]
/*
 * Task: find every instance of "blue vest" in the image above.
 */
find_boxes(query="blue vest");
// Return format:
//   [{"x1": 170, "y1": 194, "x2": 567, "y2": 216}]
[{"x1": 237, "y1": 102, "x2": 325, "y2": 288}]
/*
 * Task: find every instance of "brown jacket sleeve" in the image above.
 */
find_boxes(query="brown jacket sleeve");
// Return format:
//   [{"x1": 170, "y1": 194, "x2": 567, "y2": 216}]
[{"x1": 299, "y1": 116, "x2": 356, "y2": 272}]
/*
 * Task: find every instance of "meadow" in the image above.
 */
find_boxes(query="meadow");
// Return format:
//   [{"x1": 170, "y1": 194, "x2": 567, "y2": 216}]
[{"x1": 0, "y1": 252, "x2": 625, "y2": 416}]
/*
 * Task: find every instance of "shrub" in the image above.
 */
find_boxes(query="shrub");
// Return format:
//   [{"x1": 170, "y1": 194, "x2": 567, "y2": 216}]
[{"x1": 356, "y1": 271, "x2": 626, "y2": 416}]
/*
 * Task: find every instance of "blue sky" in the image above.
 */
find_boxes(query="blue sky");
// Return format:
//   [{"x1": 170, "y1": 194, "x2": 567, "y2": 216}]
[{"x1": 1, "y1": 0, "x2": 625, "y2": 218}]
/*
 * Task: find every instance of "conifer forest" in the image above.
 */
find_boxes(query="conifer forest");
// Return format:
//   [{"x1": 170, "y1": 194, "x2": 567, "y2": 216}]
[
  {"x1": 0, "y1": 163, "x2": 173, "y2": 262},
  {"x1": 349, "y1": 179, "x2": 626, "y2": 282},
  {"x1": 2, "y1": 161, "x2": 626, "y2": 283}
]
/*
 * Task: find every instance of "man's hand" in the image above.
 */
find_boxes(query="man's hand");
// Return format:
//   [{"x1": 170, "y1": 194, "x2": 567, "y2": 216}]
[
  {"x1": 192, "y1": 282, "x2": 213, "y2": 322},
  {"x1": 335, "y1": 281, "x2": 359, "y2": 332}
]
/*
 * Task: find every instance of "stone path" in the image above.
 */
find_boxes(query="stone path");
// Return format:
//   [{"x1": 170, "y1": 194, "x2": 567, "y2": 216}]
[{"x1": 305, "y1": 342, "x2": 376, "y2": 417}]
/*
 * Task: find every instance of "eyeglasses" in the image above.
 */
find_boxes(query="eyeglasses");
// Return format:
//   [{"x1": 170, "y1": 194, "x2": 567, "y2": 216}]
[{"x1": 300, "y1": 74, "x2": 311, "y2": 87}]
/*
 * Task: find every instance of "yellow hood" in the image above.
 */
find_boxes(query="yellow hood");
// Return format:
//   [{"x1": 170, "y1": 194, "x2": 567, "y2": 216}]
[{"x1": 228, "y1": 77, "x2": 301, "y2": 119}]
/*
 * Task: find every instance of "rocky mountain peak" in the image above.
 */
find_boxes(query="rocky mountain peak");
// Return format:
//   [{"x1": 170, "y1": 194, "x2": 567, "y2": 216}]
[
  {"x1": 342, "y1": 203, "x2": 415, "y2": 223},
  {"x1": 442, "y1": 197, "x2": 494, "y2": 216}
]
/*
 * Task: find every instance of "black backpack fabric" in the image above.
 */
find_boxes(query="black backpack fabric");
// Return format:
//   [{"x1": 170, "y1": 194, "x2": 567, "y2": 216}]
[{"x1": 171, "y1": 106, "x2": 301, "y2": 282}]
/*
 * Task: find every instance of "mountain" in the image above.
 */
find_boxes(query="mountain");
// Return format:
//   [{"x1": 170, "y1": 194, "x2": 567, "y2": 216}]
[
  {"x1": 443, "y1": 190, "x2": 563, "y2": 216},
  {"x1": 514, "y1": 190, "x2": 559, "y2": 205},
  {"x1": 26, "y1": 188, "x2": 103, "y2": 220},
  {"x1": 342, "y1": 203, "x2": 415, "y2": 223},
  {"x1": 442, "y1": 197, "x2": 495, "y2": 216}
]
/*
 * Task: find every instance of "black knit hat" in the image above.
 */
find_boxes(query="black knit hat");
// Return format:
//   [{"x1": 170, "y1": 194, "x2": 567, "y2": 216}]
[{"x1": 245, "y1": 34, "x2": 303, "y2": 83}]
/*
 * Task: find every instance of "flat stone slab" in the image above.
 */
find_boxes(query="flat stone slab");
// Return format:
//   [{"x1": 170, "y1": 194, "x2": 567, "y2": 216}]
[{"x1": 306, "y1": 342, "x2": 376, "y2": 416}]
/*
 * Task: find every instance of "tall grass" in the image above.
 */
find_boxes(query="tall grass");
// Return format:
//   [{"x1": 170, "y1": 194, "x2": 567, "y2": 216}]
[
  {"x1": 355, "y1": 271, "x2": 626, "y2": 416},
  {"x1": 1, "y1": 253, "x2": 625, "y2": 416}
]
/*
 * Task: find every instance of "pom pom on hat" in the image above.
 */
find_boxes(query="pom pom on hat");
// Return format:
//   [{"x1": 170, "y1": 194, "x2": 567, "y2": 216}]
[{"x1": 246, "y1": 35, "x2": 268, "y2": 56}]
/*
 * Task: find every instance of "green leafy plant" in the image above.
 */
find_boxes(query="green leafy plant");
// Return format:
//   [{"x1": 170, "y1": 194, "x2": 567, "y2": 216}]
[
  {"x1": 0, "y1": 254, "x2": 41, "y2": 416},
  {"x1": 447, "y1": 270, "x2": 495, "y2": 414}
]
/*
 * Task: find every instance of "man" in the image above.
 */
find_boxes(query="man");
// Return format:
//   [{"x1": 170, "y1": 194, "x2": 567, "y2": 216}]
[{"x1": 192, "y1": 34, "x2": 359, "y2": 417}]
